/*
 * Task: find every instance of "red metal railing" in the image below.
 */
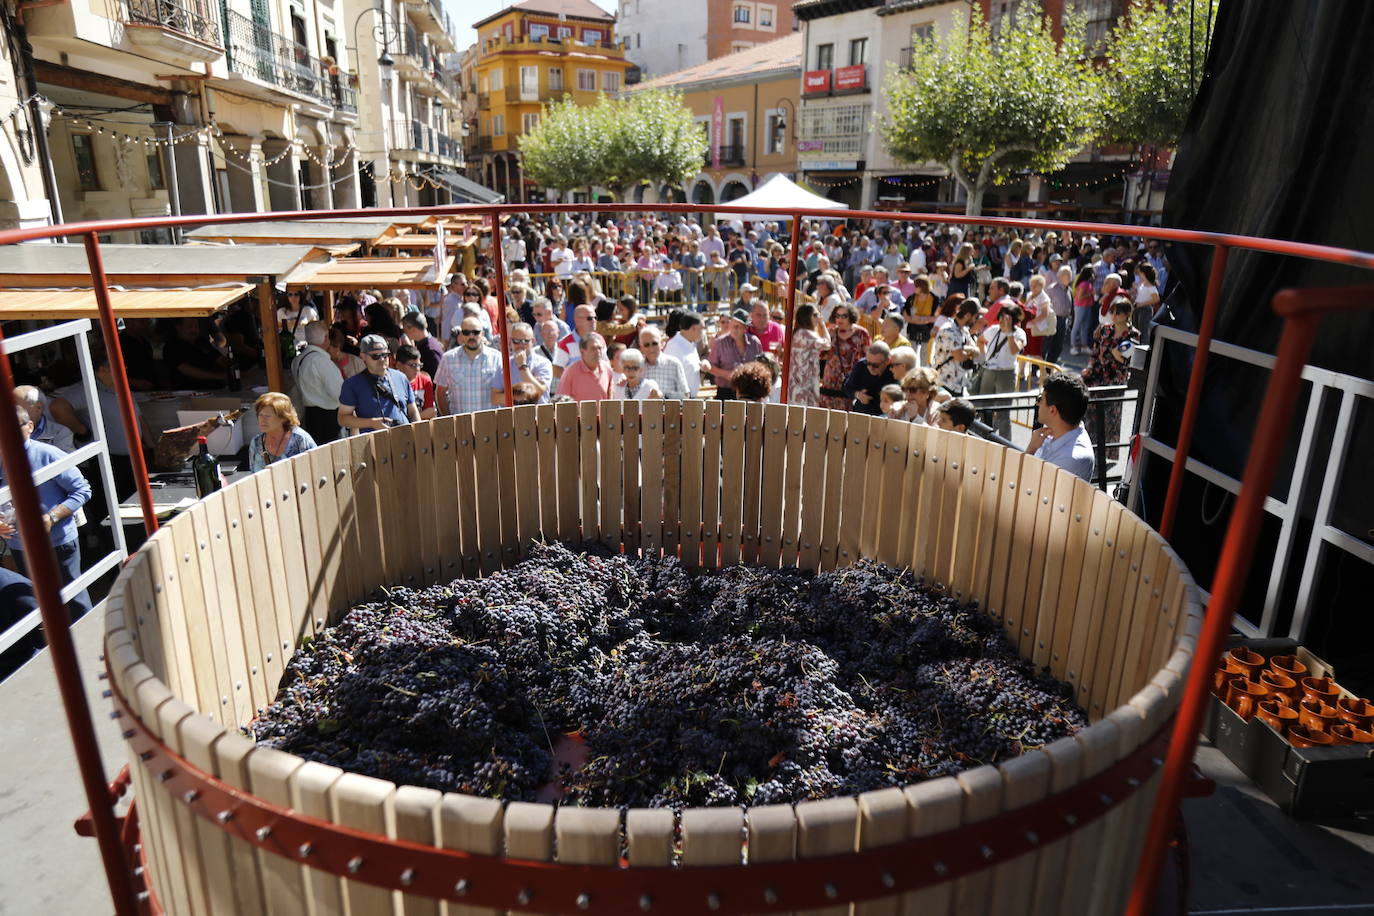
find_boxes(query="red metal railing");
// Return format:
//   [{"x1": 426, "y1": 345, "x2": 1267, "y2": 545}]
[{"x1": 1, "y1": 203, "x2": 1371, "y2": 915}]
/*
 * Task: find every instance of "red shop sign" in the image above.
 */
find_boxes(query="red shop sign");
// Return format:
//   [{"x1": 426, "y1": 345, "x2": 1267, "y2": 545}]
[
  {"x1": 834, "y1": 65, "x2": 866, "y2": 91},
  {"x1": 802, "y1": 70, "x2": 831, "y2": 94}
]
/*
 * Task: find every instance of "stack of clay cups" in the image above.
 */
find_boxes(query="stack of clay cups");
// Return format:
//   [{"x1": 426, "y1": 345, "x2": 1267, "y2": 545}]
[{"x1": 1213, "y1": 649, "x2": 1374, "y2": 747}]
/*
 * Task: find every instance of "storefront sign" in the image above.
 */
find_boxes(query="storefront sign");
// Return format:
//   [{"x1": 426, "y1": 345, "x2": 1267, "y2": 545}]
[
  {"x1": 712, "y1": 96, "x2": 723, "y2": 170},
  {"x1": 834, "y1": 65, "x2": 866, "y2": 91},
  {"x1": 803, "y1": 161, "x2": 859, "y2": 171},
  {"x1": 796, "y1": 140, "x2": 825, "y2": 152},
  {"x1": 802, "y1": 70, "x2": 831, "y2": 95}
]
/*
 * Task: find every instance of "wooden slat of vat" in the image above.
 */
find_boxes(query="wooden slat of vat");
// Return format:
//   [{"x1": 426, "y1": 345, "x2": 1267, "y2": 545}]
[
  {"x1": 190, "y1": 502, "x2": 248, "y2": 723},
  {"x1": 639, "y1": 399, "x2": 666, "y2": 556},
  {"x1": 223, "y1": 485, "x2": 281, "y2": 708},
  {"x1": 410, "y1": 420, "x2": 440, "y2": 584},
  {"x1": 1124, "y1": 543, "x2": 1173, "y2": 709},
  {"x1": 661, "y1": 400, "x2": 683, "y2": 556},
  {"x1": 1073, "y1": 501, "x2": 1127, "y2": 720},
  {"x1": 1085, "y1": 505, "x2": 1140, "y2": 720},
  {"x1": 1063, "y1": 491, "x2": 1114, "y2": 709},
  {"x1": 331, "y1": 772, "x2": 398, "y2": 914},
  {"x1": 1113, "y1": 535, "x2": 1166, "y2": 711},
  {"x1": 393, "y1": 785, "x2": 443, "y2": 916},
  {"x1": 1058, "y1": 719, "x2": 1122, "y2": 905},
  {"x1": 929, "y1": 431, "x2": 965, "y2": 592},
  {"x1": 155, "y1": 697, "x2": 214, "y2": 915},
  {"x1": 556, "y1": 806, "x2": 621, "y2": 866},
  {"x1": 214, "y1": 486, "x2": 268, "y2": 709},
  {"x1": 246, "y1": 747, "x2": 310, "y2": 916},
  {"x1": 951, "y1": 765, "x2": 1004, "y2": 914},
  {"x1": 472, "y1": 410, "x2": 503, "y2": 574},
  {"x1": 985, "y1": 449, "x2": 1025, "y2": 631},
  {"x1": 678, "y1": 400, "x2": 706, "y2": 566},
  {"x1": 680, "y1": 807, "x2": 743, "y2": 879},
  {"x1": 288, "y1": 761, "x2": 347, "y2": 916},
  {"x1": 758, "y1": 403, "x2": 787, "y2": 567},
  {"x1": 283, "y1": 450, "x2": 325, "y2": 634},
  {"x1": 145, "y1": 533, "x2": 199, "y2": 707},
  {"x1": 534, "y1": 405, "x2": 560, "y2": 538},
  {"x1": 747, "y1": 802, "x2": 797, "y2": 865},
  {"x1": 169, "y1": 507, "x2": 224, "y2": 720},
  {"x1": 796, "y1": 796, "x2": 859, "y2": 916},
  {"x1": 1030, "y1": 468, "x2": 1077, "y2": 671},
  {"x1": 700, "y1": 401, "x2": 724, "y2": 566},
  {"x1": 950, "y1": 436, "x2": 988, "y2": 602},
  {"x1": 780, "y1": 404, "x2": 807, "y2": 567},
  {"x1": 253, "y1": 470, "x2": 298, "y2": 685},
  {"x1": 1046, "y1": 480, "x2": 1097, "y2": 683},
  {"x1": 491, "y1": 408, "x2": 520, "y2": 569},
  {"x1": 207, "y1": 730, "x2": 268, "y2": 915},
  {"x1": 817, "y1": 410, "x2": 847, "y2": 571},
  {"x1": 970, "y1": 443, "x2": 1008, "y2": 615},
  {"x1": 453, "y1": 413, "x2": 482, "y2": 578},
  {"x1": 797, "y1": 407, "x2": 828, "y2": 571},
  {"x1": 986, "y1": 751, "x2": 1053, "y2": 915},
  {"x1": 625, "y1": 808, "x2": 674, "y2": 867},
  {"x1": 872, "y1": 418, "x2": 908, "y2": 569},
  {"x1": 370, "y1": 427, "x2": 405, "y2": 586},
  {"x1": 428, "y1": 416, "x2": 463, "y2": 582},
  {"x1": 854, "y1": 787, "x2": 906, "y2": 916},
  {"x1": 719, "y1": 401, "x2": 746, "y2": 566},
  {"x1": 1015, "y1": 461, "x2": 1061, "y2": 664},
  {"x1": 1101, "y1": 512, "x2": 1148, "y2": 712},
  {"x1": 310, "y1": 444, "x2": 353, "y2": 612},
  {"x1": 835, "y1": 414, "x2": 870, "y2": 569},
  {"x1": 504, "y1": 800, "x2": 555, "y2": 867},
  {"x1": 999, "y1": 453, "x2": 1039, "y2": 651},
  {"x1": 621, "y1": 400, "x2": 643, "y2": 553},
  {"x1": 124, "y1": 559, "x2": 167, "y2": 682},
  {"x1": 178, "y1": 715, "x2": 258, "y2": 915},
  {"x1": 1086, "y1": 708, "x2": 1146, "y2": 915},
  {"x1": 348, "y1": 434, "x2": 387, "y2": 592},
  {"x1": 132, "y1": 674, "x2": 194, "y2": 916},
  {"x1": 440, "y1": 793, "x2": 505, "y2": 916},
  {"x1": 739, "y1": 401, "x2": 765, "y2": 564},
  {"x1": 554, "y1": 402, "x2": 581, "y2": 544},
  {"x1": 1028, "y1": 736, "x2": 1085, "y2": 916},
  {"x1": 1110, "y1": 686, "x2": 1172, "y2": 916},
  {"x1": 900, "y1": 776, "x2": 964, "y2": 915},
  {"x1": 268, "y1": 462, "x2": 311, "y2": 642},
  {"x1": 902, "y1": 423, "x2": 932, "y2": 577},
  {"x1": 1147, "y1": 561, "x2": 1186, "y2": 677},
  {"x1": 857, "y1": 416, "x2": 888, "y2": 562},
  {"x1": 599, "y1": 399, "x2": 624, "y2": 550},
  {"x1": 578, "y1": 401, "x2": 601, "y2": 546}
]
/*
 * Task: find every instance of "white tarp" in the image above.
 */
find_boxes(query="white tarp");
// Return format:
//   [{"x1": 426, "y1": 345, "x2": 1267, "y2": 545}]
[{"x1": 716, "y1": 173, "x2": 849, "y2": 222}]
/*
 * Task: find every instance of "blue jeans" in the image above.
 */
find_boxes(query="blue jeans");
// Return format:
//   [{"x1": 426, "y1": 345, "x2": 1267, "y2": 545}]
[
  {"x1": 9, "y1": 540, "x2": 91, "y2": 616},
  {"x1": 1072, "y1": 305, "x2": 1096, "y2": 351}
]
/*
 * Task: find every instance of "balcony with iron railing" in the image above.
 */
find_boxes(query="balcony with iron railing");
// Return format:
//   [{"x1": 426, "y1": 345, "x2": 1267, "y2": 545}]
[
  {"x1": 402, "y1": 0, "x2": 457, "y2": 51},
  {"x1": 705, "y1": 144, "x2": 746, "y2": 168},
  {"x1": 392, "y1": 118, "x2": 461, "y2": 161},
  {"x1": 221, "y1": 5, "x2": 329, "y2": 104},
  {"x1": 122, "y1": 0, "x2": 223, "y2": 65},
  {"x1": 477, "y1": 34, "x2": 627, "y2": 60}
]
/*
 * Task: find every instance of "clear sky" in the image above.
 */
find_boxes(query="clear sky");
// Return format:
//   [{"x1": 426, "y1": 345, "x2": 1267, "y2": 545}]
[{"x1": 450, "y1": 0, "x2": 618, "y2": 52}]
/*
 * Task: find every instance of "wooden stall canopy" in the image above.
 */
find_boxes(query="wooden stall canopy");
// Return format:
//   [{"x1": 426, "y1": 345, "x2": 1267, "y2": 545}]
[
  {"x1": 0, "y1": 243, "x2": 333, "y2": 289},
  {"x1": 284, "y1": 255, "x2": 456, "y2": 291},
  {"x1": 184, "y1": 221, "x2": 402, "y2": 248},
  {"x1": 184, "y1": 240, "x2": 362, "y2": 258},
  {"x1": 0, "y1": 284, "x2": 254, "y2": 320}
]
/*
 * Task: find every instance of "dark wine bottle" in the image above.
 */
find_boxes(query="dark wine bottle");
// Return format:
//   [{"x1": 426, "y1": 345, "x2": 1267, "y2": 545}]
[
  {"x1": 192, "y1": 435, "x2": 221, "y2": 499},
  {"x1": 226, "y1": 343, "x2": 242, "y2": 390}
]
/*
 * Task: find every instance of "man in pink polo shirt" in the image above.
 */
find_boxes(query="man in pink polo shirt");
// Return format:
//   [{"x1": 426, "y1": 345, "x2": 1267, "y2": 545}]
[
  {"x1": 557, "y1": 332, "x2": 614, "y2": 402},
  {"x1": 748, "y1": 300, "x2": 785, "y2": 353}
]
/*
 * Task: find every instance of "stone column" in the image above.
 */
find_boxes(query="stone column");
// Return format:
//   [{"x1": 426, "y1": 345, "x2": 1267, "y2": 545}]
[
  {"x1": 313, "y1": 144, "x2": 336, "y2": 211},
  {"x1": 219, "y1": 134, "x2": 267, "y2": 213},
  {"x1": 333, "y1": 149, "x2": 360, "y2": 209},
  {"x1": 172, "y1": 130, "x2": 217, "y2": 216},
  {"x1": 262, "y1": 138, "x2": 301, "y2": 212}
]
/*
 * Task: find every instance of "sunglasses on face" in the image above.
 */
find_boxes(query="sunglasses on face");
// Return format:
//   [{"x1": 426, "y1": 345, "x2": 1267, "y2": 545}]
[
  {"x1": 363, "y1": 352, "x2": 388, "y2": 360},
  {"x1": 510, "y1": 338, "x2": 533, "y2": 344},
  {"x1": 400, "y1": 361, "x2": 420, "y2": 370},
  {"x1": 460, "y1": 329, "x2": 483, "y2": 336}
]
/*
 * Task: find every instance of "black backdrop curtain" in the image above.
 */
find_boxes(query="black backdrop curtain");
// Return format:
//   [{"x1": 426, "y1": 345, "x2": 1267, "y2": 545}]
[{"x1": 1146, "y1": 0, "x2": 1374, "y2": 677}]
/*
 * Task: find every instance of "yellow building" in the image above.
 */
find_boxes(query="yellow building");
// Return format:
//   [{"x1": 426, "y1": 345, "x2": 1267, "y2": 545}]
[{"x1": 470, "y1": 0, "x2": 630, "y2": 202}]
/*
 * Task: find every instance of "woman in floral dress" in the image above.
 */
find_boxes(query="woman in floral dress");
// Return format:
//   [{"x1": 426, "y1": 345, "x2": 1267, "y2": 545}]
[
  {"x1": 788, "y1": 303, "x2": 831, "y2": 407},
  {"x1": 1080, "y1": 299, "x2": 1139, "y2": 461},
  {"x1": 819, "y1": 304, "x2": 871, "y2": 410}
]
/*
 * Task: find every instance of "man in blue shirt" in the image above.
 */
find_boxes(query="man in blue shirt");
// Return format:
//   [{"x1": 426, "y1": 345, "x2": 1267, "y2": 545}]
[
  {"x1": 337, "y1": 334, "x2": 420, "y2": 433},
  {"x1": 0, "y1": 405, "x2": 93, "y2": 612},
  {"x1": 1027, "y1": 371, "x2": 1096, "y2": 482}
]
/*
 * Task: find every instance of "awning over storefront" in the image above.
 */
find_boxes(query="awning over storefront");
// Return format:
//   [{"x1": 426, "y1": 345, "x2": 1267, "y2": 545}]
[
  {"x1": 427, "y1": 170, "x2": 504, "y2": 205},
  {"x1": 284, "y1": 256, "x2": 455, "y2": 291},
  {"x1": 0, "y1": 284, "x2": 254, "y2": 320}
]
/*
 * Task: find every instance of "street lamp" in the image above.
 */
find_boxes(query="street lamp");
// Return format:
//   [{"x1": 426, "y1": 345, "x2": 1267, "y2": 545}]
[
  {"x1": 351, "y1": 6, "x2": 398, "y2": 92},
  {"x1": 773, "y1": 97, "x2": 796, "y2": 152}
]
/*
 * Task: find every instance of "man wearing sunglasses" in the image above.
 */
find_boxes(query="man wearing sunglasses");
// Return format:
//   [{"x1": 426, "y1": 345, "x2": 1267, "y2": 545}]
[
  {"x1": 434, "y1": 316, "x2": 504, "y2": 415},
  {"x1": 337, "y1": 334, "x2": 419, "y2": 432},
  {"x1": 501, "y1": 322, "x2": 552, "y2": 404}
]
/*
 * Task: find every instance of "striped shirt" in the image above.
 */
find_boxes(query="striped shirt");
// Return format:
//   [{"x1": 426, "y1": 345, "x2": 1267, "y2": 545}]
[{"x1": 433, "y1": 345, "x2": 503, "y2": 415}]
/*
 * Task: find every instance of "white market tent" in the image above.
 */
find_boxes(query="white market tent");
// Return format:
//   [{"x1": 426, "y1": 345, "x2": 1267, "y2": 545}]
[{"x1": 716, "y1": 174, "x2": 849, "y2": 222}]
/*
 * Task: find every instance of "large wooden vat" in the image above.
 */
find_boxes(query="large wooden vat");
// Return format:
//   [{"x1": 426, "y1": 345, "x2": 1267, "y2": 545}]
[{"x1": 102, "y1": 401, "x2": 1200, "y2": 915}]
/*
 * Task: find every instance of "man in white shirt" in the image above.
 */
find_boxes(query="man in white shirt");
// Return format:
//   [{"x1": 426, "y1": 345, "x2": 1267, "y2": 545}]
[
  {"x1": 637, "y1": 326, "x2": 690, "y2": 400},
  {"x1": 699, "y1": 224, "x2": 725, "y2": 261},
  {"x1": 1027, "y1": 371, "x2": 1096, "y2": 482},
  {"x1": 550, "y1": 237, "x2": 575, "y2": 278},
  {"x1": 972, "y1": 304, "x2": 1026, "y2": 440},
  {"x1": 663, "y1": 312, "x2": 707, "y2": 397},
  {"x1": 292, "y1": 321, "x2": 344, "y2": 443},
  {"x1": 502, "y1": 227, "x2": 526, "y2": 269}
]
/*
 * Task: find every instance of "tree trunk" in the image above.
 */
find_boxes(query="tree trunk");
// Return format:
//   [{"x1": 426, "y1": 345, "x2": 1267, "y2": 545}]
[{"x1": 962, "y1": 177, "x2": 985, "y2": 217}]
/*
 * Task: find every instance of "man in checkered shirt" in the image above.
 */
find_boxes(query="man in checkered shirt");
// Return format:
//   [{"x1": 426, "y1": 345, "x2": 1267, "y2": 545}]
[
  {"x1": 434, "y1": 315, "x2": 504, "y2": 415},
  {"x1": 636, "y1": 326, "x2": 690, "y2": 400}
]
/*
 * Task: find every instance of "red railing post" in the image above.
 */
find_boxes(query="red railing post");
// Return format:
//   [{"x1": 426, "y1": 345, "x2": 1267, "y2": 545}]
[
  {"x1": 1127, "y1": 303, "x2": 1321, "y2": 915},
  {"x1": 489, "y1": 211, "x2": 513, "y2": 408},
  {"x1": 0, "y1": 329, "x2": 141, "y2": 916},
  {"x1": 83, "y1": 233, "x2": 158, "y2": 537},
  {"x1": 779, "y1": 213, "x2": 803, "y2": 405},
  {"x1": 1158, "y1": 243, "x2": 1229, "y2": 540}
]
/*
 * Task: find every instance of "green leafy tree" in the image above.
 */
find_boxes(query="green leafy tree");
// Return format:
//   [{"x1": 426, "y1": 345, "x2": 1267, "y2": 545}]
[
  {"x1": 1101, "y1": 0, "x2": 1218, "y2": 150},
  {"x1": 880, "y1": 5, "x2": 1103, "y2": 216},
  {"x1": 520, "y1": 89, "x2": 706, "y2": 201}
]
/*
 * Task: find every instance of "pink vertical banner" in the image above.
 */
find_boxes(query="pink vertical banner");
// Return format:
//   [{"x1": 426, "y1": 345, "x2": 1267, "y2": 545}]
[{"x1": 712, "y1": 95, "x2": 723, "y2": 170}]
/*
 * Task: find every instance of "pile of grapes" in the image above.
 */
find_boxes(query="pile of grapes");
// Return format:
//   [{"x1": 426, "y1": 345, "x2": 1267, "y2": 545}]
[{"x1": 250, "y1": 542, "x2": 1087, "y2": 808}]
